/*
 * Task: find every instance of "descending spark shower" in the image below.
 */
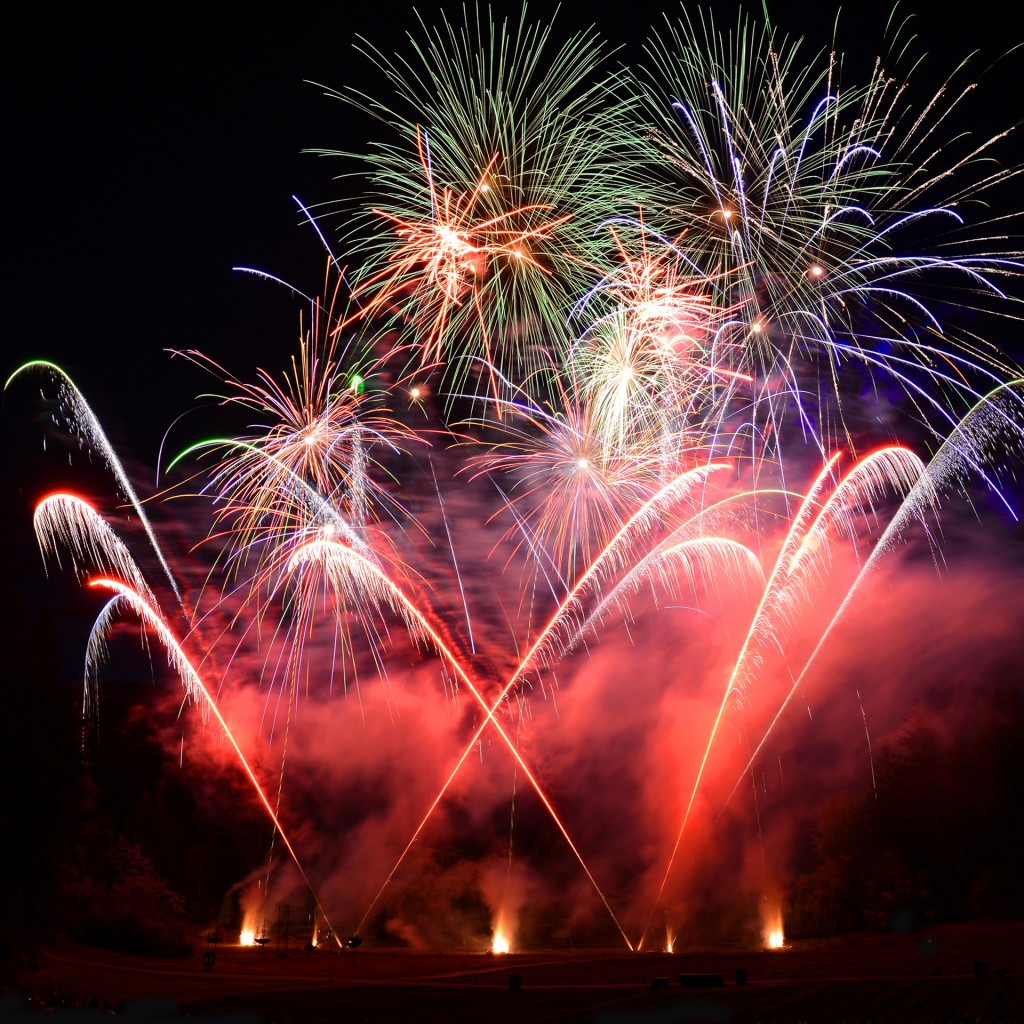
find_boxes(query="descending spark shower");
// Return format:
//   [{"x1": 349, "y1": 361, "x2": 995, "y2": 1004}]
[{"x1": 11, "y1": 8, "x2": 1024, "y2": 952}]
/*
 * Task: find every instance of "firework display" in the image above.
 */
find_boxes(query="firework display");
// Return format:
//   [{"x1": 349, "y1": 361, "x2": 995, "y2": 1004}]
[{"x1": 9, "y1": 7, "x2": 1024, "y2": 954}]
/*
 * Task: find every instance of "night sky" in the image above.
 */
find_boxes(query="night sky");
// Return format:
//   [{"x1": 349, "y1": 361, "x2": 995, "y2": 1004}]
[
  {"x1": 7, "y1": 0, "x2": 1023, "y2": 445},
  {"x1": 4, "y1": 0, "x2": 1024, "y2": 961}
]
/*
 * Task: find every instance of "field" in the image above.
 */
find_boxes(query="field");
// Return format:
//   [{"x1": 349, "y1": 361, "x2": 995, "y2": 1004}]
[{"x1": 11, "y1": 922, "x2": 1023, "y2": 1022}]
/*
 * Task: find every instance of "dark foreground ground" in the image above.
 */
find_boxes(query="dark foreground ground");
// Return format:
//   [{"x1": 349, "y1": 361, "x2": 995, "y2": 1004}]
[{"x1": 8, "y1": 921, "x2": 1023, "y2": 1023}]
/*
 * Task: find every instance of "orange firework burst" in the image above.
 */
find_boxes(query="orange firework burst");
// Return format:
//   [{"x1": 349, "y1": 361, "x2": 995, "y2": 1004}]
[
  {"x1": 169, "y1": 269, "x2": 419, "y2": 594},
  {"x1": 343, "y1": 127, "x2": 571, "y2": 392},
  {"x1": 465, "y1": 377, "x2": 668, "y2": 585},
  {"x1": 598, "y1": 220, "x2": 718, "y2": 367},
  {"x1": 570, "y1": 219, "x2": 747, "y2": 458}
]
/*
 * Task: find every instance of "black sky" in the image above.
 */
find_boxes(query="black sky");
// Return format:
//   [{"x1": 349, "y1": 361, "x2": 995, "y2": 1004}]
[{"x1": 6, "y1": 1, "x2": 1023, "y2": 458}]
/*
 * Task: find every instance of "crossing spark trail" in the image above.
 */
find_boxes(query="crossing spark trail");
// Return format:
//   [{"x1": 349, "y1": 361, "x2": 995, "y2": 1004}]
[{"x1": 10, "y1": 5, "x2": 1024, "y2": 952}]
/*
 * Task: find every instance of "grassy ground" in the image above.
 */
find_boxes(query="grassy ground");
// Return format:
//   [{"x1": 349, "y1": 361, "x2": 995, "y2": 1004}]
[{"x1": 11, "y1": 920, "x2": 1023, "y2": 1022}]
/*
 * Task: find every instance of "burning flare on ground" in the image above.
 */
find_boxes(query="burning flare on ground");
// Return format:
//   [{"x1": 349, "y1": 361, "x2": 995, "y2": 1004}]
[
  {"x1": 763, "y1": 907, "x2": 785, "y2": 949},
  {"x1": 491, "y1": 909, "x2": 513, "y2": 954}
]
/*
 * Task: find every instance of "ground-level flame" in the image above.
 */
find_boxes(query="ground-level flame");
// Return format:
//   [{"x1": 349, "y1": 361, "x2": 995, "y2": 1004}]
[{"x1": 762, "y1": 901, "x2": 785, "y2": 949}]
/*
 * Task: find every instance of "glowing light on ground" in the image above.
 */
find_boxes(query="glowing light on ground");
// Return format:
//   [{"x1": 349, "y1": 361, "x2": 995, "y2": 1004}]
[{"x1": 763, "y1": 905, "x2": 786, "y2": 949}]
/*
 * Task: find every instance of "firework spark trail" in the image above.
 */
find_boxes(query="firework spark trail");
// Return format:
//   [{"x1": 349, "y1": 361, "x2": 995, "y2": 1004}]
[
  {"x1": 559, "y1": 484, "x2": 804, "y2": 649},
  {"x1": 288, "y1": 538, "x2": 633, "y2": 948},
  {"x1": 34, "y1": 493, "x2": 158, "y2": 607},
  {"x1": 354, "y1": 486, "x2": 765, "y2": 944},
  {"x1": 718, "y1": 381, "x2": 1024, "y2": 816},
  {"x1": 7, "y1": 362, "x2": 187, "y2": 615},
  {"x1": 569, "y1": 536, "x2": 763, "y2": 656},
  {"x1": 431, "y1": 456, "x2": 476, "y2": 655},
  {"x1": 518, "y1": 464, "x2": 738, "y2": 663},
  {"x1": 355, "y1": 464, "x2": 745, "y2": 941},
  {"x1": 292, "y1": 195, "x2": 351, "y2": 287},
  {"x1": 636, "y1": 457, "x2": 843, "y2": 945},
  {"x1": 170, "y1": 438, "x2": 377, "y2": 541},
  {"x1": 639, "y1": 445, "x2": 927, "y2": 948},
  {"x1": 631, "y1": 10, "x2": 1022, "y2": 461},
  {"x1": 857, "y1": 689, "x2": 878, "y2": 801},
  {"x1": 827, "y1": 341, "x2": 1024, "y2": 516},
  {"x1": 165, "y1": 434, "x2": 409, "y2": 669},
  {"x1": 85, "y1": 577, "x2": 342, "y2": 947},
  {"x1": 162, "y1": 293, "x2": 424, "y2": 656},
  {"x1": 33, "y1": 493, "x2": 160, "y2": 716}
]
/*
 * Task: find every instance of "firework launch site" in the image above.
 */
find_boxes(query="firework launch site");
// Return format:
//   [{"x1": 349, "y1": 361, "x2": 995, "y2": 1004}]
[{"x1": 10, "y1": 921, "x2": 1022, "y2": 1023}]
